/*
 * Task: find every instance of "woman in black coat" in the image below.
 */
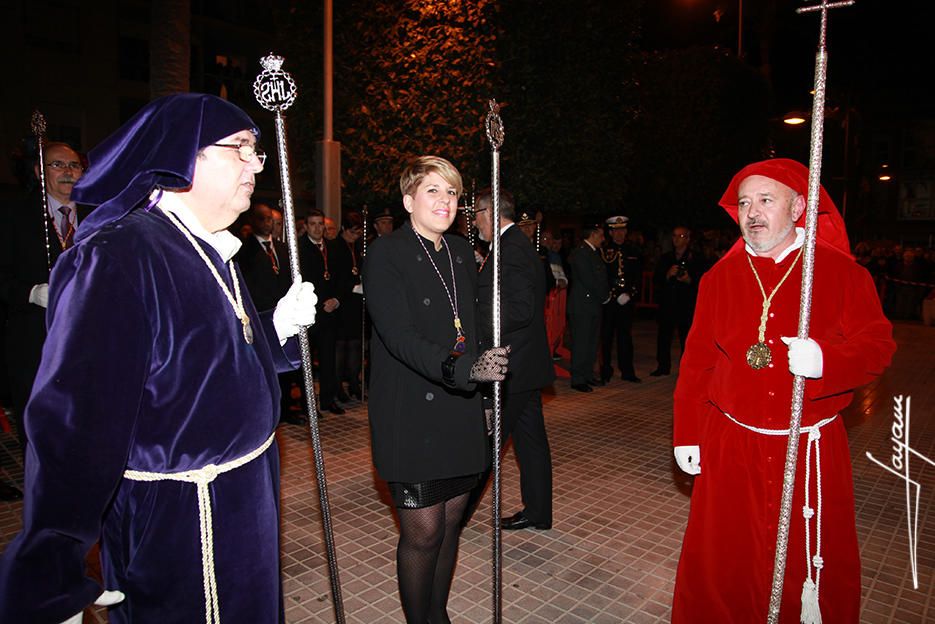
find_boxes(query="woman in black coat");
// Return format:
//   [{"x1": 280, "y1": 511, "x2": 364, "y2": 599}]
[{"x1": 363, "y1": 156, "x2": 508, "y2": 623}]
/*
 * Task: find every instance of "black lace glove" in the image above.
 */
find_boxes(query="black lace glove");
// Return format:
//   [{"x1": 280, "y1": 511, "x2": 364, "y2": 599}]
[{"x1": 469, "y1": 346, "x2": 510, "y2": 383}]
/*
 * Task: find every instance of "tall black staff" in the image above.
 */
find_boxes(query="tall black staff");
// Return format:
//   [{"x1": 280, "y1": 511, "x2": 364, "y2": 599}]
[
  {"x1": 253, "y1": 53, "x2": 346, "y2": 624},
  {"x1": 484, "y1": 99, "x2": 505, "y2": 624},
  {"x1": 30, "y1": 111, "x2": 53, "y2": 273},
  {"x1": 766, "y1": 3, "x2": 853, "y2": 623},
  {"x1": 360, "y1": 205, "x2": 368, "y2": 403}
]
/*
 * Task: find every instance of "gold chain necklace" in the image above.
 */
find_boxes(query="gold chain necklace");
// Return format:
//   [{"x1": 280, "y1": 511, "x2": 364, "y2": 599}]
[
  {"x1": 163, "y1": 210, "x2": 253, "y2": 344},
  {"x1": 745, "y1": 246, "x2": 803, "y2": 369}
]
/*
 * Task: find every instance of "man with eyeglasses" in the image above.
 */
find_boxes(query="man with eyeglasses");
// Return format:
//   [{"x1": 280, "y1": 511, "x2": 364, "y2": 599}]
[
  {"x1": 0, "y1": 93, "x2": 317, "y2": 623},
  {"x1": 0, "y1": 142, "x2": 85, "y2": 502},
  {"x1": 650, "y1": 226, "x2": 706, "y2": 376}
]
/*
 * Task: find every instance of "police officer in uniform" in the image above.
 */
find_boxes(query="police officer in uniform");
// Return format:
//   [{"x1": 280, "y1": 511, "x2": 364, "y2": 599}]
[{"x1": 600, "y1": 215, "x2": 642, "y2": 383}]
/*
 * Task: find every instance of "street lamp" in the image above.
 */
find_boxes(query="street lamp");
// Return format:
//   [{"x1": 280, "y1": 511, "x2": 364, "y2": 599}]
[{"x1": 781, "y1": 106, "x2": 854, "y2": 218}]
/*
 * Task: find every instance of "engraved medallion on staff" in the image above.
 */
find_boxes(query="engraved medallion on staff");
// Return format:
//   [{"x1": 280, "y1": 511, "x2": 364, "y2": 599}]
[{"x1": 253, "y1": 54, "x2": 298, "y2": 112}]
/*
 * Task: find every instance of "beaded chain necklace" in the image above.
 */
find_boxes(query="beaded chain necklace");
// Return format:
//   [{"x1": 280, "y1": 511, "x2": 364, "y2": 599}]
[
  {"x1": 164, "y1": 210, "x2": 253, "y2": 345},
  {"x1": 411, "y1": 225, "x2": 466, "y2": 353}
]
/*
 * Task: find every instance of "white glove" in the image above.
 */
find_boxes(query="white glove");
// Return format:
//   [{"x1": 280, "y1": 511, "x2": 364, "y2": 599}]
[
  {"x1": 59, "y1": 590, "x2": 125, "y2": 624},
  {"x1": 781, "y1": 336, "x2": 823, "y2": 379},
  {"x1": 674, "y1": 445, "x2": 701, "y2": 475},
  {"x1": 29, "y1": 283, "x2": 49, "y2": 308},
  {"x1": 616, "y1": 293, "x2": 630, "y2": 306},
  {"x1": 273, "y1": 281, "x2": 318, "y2": 343}
]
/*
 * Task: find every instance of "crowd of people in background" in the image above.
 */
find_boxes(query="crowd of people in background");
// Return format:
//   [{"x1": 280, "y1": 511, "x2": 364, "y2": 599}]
[{"x1": 221, "y1": 199, "x2": 935, "y2": 417}]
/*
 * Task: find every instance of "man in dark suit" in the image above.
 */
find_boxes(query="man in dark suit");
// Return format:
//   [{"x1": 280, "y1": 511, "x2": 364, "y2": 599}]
[
  {"x1": 236, "y1": 203, "x2": 292, "y2": 311},
  {"x1": 567, "y1": 219, "x2": 609, "y2": 392},
  {"x1": 651, "y1": 225, "x2": 706, "y2": 376},
  {"x1": 475, "y1": 189, "x2": 554, "y2": 530},
  {"x1": 0, "y1": 142, "x2": 85, "y2": 500},
  {"x1": 299, "y1": 208, "x2": 352, "y2": 414},
  {"x1": 235, "y1": 203, "x2": 303, "y2": 423}
]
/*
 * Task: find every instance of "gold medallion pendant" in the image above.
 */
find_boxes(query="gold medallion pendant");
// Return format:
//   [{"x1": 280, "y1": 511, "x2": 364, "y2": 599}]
[
  {"x1": 745, "y1": 248, "x2": 803, "y2": 371},
  {"x1": 746, "y1": 341, "x2": 771, "y2": 369}
]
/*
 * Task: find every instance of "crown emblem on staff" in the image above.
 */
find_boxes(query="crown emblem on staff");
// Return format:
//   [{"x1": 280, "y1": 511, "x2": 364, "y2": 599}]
[
  {"x1": 253, "y1": 53, "x2": 297, "y2": 112},
  {"x1": 260, "y1": 54, "x2": 284, "y2": 72}
]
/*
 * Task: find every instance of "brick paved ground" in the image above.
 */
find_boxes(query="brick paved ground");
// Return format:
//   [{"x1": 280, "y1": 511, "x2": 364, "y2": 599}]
[{"x1": 1, "y1": 318, "x2": 933, "y2": 623}]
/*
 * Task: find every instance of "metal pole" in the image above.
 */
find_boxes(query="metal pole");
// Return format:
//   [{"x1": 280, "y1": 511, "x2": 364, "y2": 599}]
[
  {"x1": 766, "y1": 3, "x2": 853, "y2": 623},
  {"x1": 484, "y1": 99, "x2": 505, "y2": 624},
  {"x1": 360, "y1": 205, "x2": 368, "y2": 403},
  {"x1": 30, "y1": 111, "x2": 52, "y2": 273},
  {"x1": 254, "y1": 54, "x2": 346, "y2": 624},
  {"x1": 323, "y1": 0, "x2": 333, "y2": 142}
]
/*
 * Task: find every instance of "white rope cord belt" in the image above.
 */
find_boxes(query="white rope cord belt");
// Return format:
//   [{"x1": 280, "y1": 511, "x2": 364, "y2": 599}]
[
  {"x1": 722, "y1": 411, "x2": 837, "y2": 624},
  {"x1": 123, "y1": 433, "x2": 276, "y2": 624}
]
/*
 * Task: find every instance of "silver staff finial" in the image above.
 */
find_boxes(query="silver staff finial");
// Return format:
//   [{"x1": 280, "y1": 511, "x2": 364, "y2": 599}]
[
  {"x1": 485, "y1": 99, "x2": 504, "y2": 151},
  {"x1": 31, "y1": 110, "x2": 47, "y2": 138},
  {"x1": 254, "y1": 53, "x2": 298, "y2": 113}
]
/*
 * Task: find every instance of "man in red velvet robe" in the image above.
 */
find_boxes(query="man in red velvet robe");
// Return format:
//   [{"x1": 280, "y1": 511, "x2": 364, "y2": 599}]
[{"x1": 671, "y1": 159, "x2": 896, "y2": 623}]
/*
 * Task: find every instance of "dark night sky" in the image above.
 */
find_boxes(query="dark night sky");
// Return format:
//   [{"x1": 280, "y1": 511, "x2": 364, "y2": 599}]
[{"x1": 643, "y1": 0, "x2": 935, "y2": 121}]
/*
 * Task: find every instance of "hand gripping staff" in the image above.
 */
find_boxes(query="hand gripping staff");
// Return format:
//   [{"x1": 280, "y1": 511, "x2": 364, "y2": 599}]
[
  {"x1": 766, "y1": 3, "x2": 854, "y2": 623},
  {"x1": 485, "y1": 99, "x2": 505, "y2": 624},
  {"x1": 253, "y1": 53, "x2": 346, "y2": 624}
]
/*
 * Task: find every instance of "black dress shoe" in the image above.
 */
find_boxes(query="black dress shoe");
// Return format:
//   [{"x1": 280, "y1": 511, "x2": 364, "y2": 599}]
[
  {"x1": 502, "y1": 511, "x2": 551, "y2": 531},
  {"x1": 587, "y1": 377, "x2": 606, "y2": 387},
  {"x1": 0, "y1": 481, "x2": 23, "y2": 502},
  {"x1": 323, "y1": 403, "x2": 346, "y2": 415},
  {"x1": 621, "y1": 374, "x2": 642, "y2": 383},
  {"x1": 650, "y1": 368, "x2": 670, "y2": 377},
  {"x1": 282, "y1": 413, "x2": 307, "y2": 426},
  {"x1": 571, "y1": 383, "x2": 593, "y2": 393}
]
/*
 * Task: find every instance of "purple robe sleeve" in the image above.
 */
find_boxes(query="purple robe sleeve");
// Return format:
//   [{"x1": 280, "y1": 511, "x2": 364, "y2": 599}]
[{"x1": 0, "y1": 243, "x2": 152, "y2": 622}]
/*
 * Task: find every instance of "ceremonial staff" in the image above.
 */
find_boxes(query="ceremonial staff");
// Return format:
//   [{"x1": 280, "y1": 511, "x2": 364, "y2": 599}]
[
  {"x1": 767, "y1": 3, "x2": 853, "y2": 623},
  {"x1": 253, "y1": 54, "x2": 346, "y2": 624},
  {"x1": 484, "y1": 99, "x2": 505, "y2": 624},
  {"x1": 30, "y1": 111, "x2": 53, "y2": 273},
  {"x1": 360, "y1": 205, "x2": 368, "y2": 403},
  {"x1": 535, "y1": 212, "x2": 542, "y2": 254},
  {"x1": 458, "y1": 180, "x2": 477, "y2": 250}
]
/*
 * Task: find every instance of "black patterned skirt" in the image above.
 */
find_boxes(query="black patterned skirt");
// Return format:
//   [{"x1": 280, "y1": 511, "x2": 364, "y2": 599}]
[{"x1": 388, "y1": 473, "x2": 480, "y2": 509}]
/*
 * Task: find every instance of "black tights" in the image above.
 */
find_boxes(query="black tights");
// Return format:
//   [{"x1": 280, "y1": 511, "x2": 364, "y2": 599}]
[{"x1": 396, "y1": 492, "x2": 470, "y2": 624}]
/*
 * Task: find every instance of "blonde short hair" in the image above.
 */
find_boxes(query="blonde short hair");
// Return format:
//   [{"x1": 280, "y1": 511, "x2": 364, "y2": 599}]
[{"x1": 399, "y1": 155, "x2": 463, "y2": 198}]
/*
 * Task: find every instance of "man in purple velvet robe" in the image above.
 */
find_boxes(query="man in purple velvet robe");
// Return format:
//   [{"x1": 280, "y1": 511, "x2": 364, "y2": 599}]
[{"x1": 0, "y1": 94, "x2": 317, "y2": 624}]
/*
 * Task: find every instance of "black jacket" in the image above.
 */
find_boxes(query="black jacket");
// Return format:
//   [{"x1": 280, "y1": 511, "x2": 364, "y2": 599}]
[
  {"x1": 477, "y1": 225, "x2": 554, "y2": 393},
  {"x1": 363, "y1": 222, "x2": 488, "y2": 483},
  {"x1": 234, "y1": 236, "x2": 292, "y2": 312}
]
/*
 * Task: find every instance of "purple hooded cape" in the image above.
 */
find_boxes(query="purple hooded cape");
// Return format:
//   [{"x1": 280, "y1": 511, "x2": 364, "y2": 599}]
[{"x1": 0, "y1": 93, "x2": 297, "y2": 623}]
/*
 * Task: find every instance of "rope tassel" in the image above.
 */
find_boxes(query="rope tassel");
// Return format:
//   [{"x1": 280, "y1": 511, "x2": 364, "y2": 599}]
[{"x1": 800, "y1": 577, "x2": 822, "y2": 624}]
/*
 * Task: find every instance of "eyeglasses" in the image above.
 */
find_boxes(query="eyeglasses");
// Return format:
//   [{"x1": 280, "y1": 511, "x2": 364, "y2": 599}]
[
  {"x1": 212, "y1": 143, "x2": 267, "y2": 165},
  {"x1": 45, "y1": 160, "x2": 84, "y2": 172}
]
